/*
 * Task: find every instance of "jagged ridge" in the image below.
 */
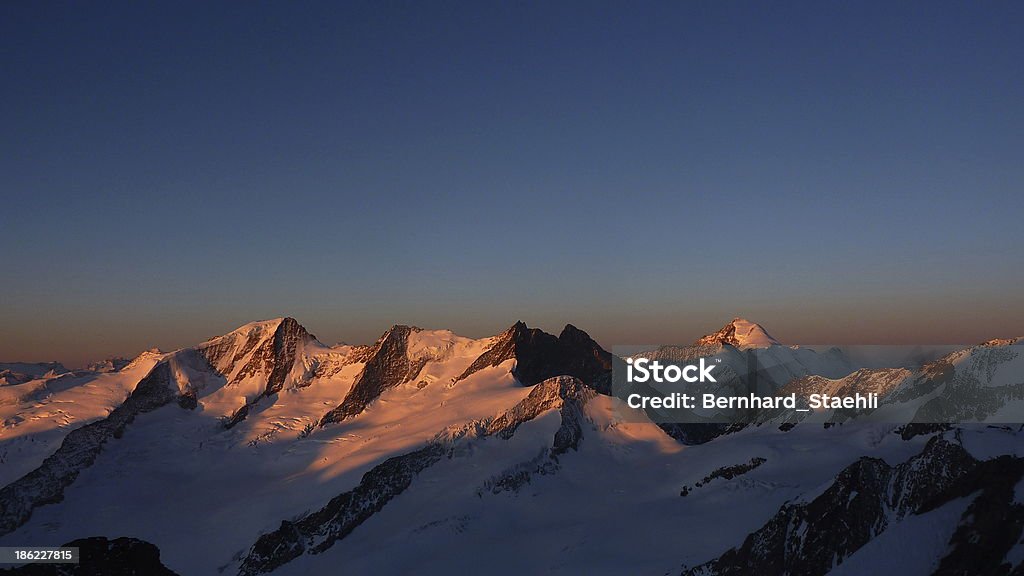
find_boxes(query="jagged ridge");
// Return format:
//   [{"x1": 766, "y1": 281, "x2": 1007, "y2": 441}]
[
  {"x1": 318, "y1": 325, "x2": 424, "y2": 426},
  {"x1": 454, "y1": 321, "x2": 612, "y2": 390}
]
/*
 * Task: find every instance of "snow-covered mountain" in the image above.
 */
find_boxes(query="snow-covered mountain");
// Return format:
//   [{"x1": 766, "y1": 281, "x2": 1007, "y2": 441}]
[
  {"x1": 754, "y1": 337, "x2": 1024, "y2": 427},
  {"x1": 619, "y1": 319, "x2": 858, "y2": 441},
  {"x1": 694, "y1": 317, "x2": 781, "y2": 349},
  {"x1": 635, "y1": 318, "x2": 856, "y2": 392},
  {"x1": 0, "y1": 318, "x2": 1021, "y2": 575}
]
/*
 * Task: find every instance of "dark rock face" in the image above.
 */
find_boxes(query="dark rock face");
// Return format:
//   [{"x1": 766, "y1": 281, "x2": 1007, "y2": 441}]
[
  {"x1": 258, "y1": 317, "x2": 311, "y2": 397},
  {"x1": 478, "y1": 449, "x2": 559, "y2": 495},
  {"x1": 0, "y1": 362, "x2": 181, "y2": 536},
  {"x1": 199, "y1": 317, "x2": 314, "y2": 395},
  {"x1": 929, "y1": 455, "x2": 1024, "y2": 576},
  {"x1": 240, "y1": 377, "x2": 594, "y2": 575},
  {"x1": 312, "y1": 344, "x2": 373, "y2": 379},
  {"x1": 318, "y1": 325, "x2": 420, "y2": 426},
  {"x1": 452, "y1": 322, "x2": 525, "y2": 383},
  {"x1": 238, "y1": 444, "x2": 448, "y2": 576},
  {"x1": 198, "y1": 327, "x2": 263, "y2": 377},
  {"x1": 657, "y1": 423, "x2": 735, "y2": 445},
  {"x1": 455, "y1": 321, "x2": 612, "y2": 391},
  {"x1": 0, "y1": 371, "x2": 31, "y2": 386},
  {"x1": 689, "y1": 456, "x2": 893, "y2": 576},
  {"x1": 222, "y1": 404, "x2": 250, "y2": 429},
  {"x1": 201, "y1": 318, "x2": 316, "y2": 429},
  {"x1": 486, "y1": 376, "x2": 593, "y2": 454},
  {"x1": 695, "y1": 320, "x2": 743, "y2": 348},
  {"x1": 479, "y1": 377, "x2": 595, "y2": 496},
  {"x1": 176, "y1": 389, "x2": 198, "y2": 410},
  {"x1": 553, "y1": 324, "x2": 614, "y2": 392},
  {"x1": 2, "y1": 537, "x2": 178, "y2": 575},
  {"x1": 896, "y1": 423, "x2": 954, "y2": 440},
  {"x1": 682, "y1": 437, "x2": 1024, "y2": 576},
  {"x1": 680, "y1": 457, "x2": 766, "y2": 497}
]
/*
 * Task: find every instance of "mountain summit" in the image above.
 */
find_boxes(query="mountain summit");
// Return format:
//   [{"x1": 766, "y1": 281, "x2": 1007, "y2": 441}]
[
  {"x1": 452, "y1": 321, "x2": 612, "y2": 391},
  {"x1": 695, "y1": 318, "x2": 780, "y2": 349}
]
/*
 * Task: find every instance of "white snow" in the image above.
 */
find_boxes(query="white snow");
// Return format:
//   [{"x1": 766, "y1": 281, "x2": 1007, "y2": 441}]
[{"x1": 729, "y1": 318, "x2": 780, "y2": 349}]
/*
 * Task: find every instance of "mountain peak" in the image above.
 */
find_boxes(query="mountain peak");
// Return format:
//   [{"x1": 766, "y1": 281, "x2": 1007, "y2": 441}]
[
  {"x1": 695, "y1": 318, "x2": 780, "y2": 349},
  {"x1": 558, "y1": 323, "x2": 585, "y2": 339},
  {"x1": 451, "y1": 321, "x2": 611, "y2": 390},
  {"x1": 506, "y1": 320, "x2": 530, "y2": 336}
]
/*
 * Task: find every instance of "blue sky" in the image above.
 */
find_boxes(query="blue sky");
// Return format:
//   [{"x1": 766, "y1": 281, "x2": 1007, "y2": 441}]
[{"x1": 3, "y1": 1, "x2": 1023, "y2": 365}]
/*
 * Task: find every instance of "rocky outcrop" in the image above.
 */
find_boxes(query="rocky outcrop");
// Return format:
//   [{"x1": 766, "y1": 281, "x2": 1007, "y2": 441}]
[
  {"x1": 318, "y1": 325, "x2": 423, "y2": 426},
  {"x1": 681, "y1": 437, "x2": 1024, "y2": 576},
  {"x1": 454, "y1": 322, "x2": 612, "y2": 391},
  {"x1": 551, "y1": 324, "x2": 615, "y2": 392},
  {"x1": 478, "y1": 377, "x2": 594, "y2": 495},
  {"x1": 451, "y1": 322, "x2": 525, "y2": 383},
  {"x1": 680, "y1": 457, "x2": 766, "y2": 497},
  {"x1": 895, "y1": 422, "x2": 954, "y2": 440},
  {"x1": 237, "y1": 443, "x2": 447, "y2": 576},
  {"x1": 230, "y1": 318, "x2": 311, "y2": 397},
  {"x1": 198, "y1": 318, "x2": 316, "y2": 392},
  {"x1": 0, "y1": 361, "x2": 182, "y2": 536},
  {"x1": 200, "y1": 318, "x2": 358, "y2": 429},
  {"x1": 240, "y1": 376, "x2": 594, "y2": 575},
  {"x1": 486, "y1": 375, "x2": 593, "y2": 449},
  {"x1": 311, "y1": 344, "x2": 374, "y2": 379},
  {"x1": 930, "y1": 455, "x2": 1024, "y2": 575},
  {"x1": 657, "y1": 423, "x2": 736, "y2": 446},
  {"x1": 2, "y1": 537, "x2": 178, "y2": 575},
  {"x1": 84, "y1": 358, "x2": 131, "y2": 374},
  {"x1": 199, "y1": 318, "x2": 318, "y2": 428}
]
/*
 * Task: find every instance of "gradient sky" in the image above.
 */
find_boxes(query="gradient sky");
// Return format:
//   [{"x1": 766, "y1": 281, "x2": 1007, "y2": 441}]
[{"x1": 3, "y1": 1, "x2": 1023, "y2": 367}]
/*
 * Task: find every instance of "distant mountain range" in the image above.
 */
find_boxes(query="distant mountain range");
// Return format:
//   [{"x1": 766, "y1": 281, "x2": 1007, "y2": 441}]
[{"x1": 1, "y1": 317, "x2": 1021, "y2": 575}]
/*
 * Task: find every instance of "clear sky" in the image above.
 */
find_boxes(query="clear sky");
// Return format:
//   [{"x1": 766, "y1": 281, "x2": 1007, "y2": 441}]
[{"x1": 3, "y1": 1, "x2": 1023, "y2": 367}]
